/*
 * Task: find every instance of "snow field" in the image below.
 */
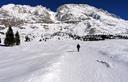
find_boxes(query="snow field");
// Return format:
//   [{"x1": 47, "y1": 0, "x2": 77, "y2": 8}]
[{"x1": 0, "y1": 40, "x2": 128, "y2": 82}]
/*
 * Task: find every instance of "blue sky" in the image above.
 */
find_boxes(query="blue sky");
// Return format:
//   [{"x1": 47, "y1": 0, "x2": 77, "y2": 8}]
[{"x1": 0, "y1": 0, "x2": 127, "y2": 20}]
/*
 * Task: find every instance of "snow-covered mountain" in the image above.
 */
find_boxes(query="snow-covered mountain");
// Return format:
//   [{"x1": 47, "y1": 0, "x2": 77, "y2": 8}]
[
  {"x1": 56, "y1": 4, "x2": 128, "y2": 35},
  {"x1": 0, "y1": 4, "x2": 128, "y2": 40},
  {"x1": 0, "y1": 4, "x2": 56, "y2": 24}
]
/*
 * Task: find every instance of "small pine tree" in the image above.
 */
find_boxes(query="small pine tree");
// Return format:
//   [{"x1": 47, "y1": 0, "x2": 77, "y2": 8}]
[
  {"x1": 0, "y1": 38, "x2": 1, "y2": 43},
  {"x1": 15, "y1": 31, "x2": 20, "y2": 45},
  {"x1": 25, "y1": 36, "x2": 30, "y2": 42},
  {"x1": 4, "y1": 26, "x2": 15, "y2": 46}
]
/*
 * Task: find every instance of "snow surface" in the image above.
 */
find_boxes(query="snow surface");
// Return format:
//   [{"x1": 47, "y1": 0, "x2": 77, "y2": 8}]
[{"x1": 0, "y1": 39, "x2": 128, "y2": 82}]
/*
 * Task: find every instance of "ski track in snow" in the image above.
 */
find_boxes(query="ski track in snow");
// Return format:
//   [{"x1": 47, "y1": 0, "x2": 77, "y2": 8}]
[{"x1": 0, "y1": 40, "x2": 128, "y2": 82}]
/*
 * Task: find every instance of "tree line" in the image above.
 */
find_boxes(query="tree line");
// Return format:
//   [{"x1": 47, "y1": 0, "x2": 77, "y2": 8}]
[
  {"x1": 2, "y1": 27, "x2": 128, "y2": 47},
  {"x1": 51, "y1": 32, "x2": 128, "y2": 41}
]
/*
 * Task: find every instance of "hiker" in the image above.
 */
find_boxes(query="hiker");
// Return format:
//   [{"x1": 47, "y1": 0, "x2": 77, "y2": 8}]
[{"x1": 77, "y1": 44, "x2": 80, "y2": 52}]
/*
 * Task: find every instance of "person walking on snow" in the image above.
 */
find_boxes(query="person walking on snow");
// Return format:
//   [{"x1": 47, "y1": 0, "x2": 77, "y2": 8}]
[{"x1": 77, "y1": 44, "x2": 80, "y2": 52}]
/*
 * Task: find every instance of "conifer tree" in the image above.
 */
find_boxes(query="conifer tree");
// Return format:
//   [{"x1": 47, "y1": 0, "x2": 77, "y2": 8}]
[
  {"x1": 15, "y1": 31, "x2": 20, "y2": 45},
  {"x1": 0, "y1": 38, "x2": 1, "y2": 43},
  {"x1": 4, "y1": 26, "x2": 15, "y2": 46}
]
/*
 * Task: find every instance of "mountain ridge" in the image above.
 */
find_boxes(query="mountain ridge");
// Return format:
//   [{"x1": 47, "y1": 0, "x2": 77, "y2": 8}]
[{"x1": 0, "y1": 3, "x2": 128, "y2": 41}]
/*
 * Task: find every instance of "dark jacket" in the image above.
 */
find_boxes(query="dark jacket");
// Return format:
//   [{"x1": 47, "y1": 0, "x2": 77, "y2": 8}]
[{"x1": 77, "y1": 44, "x2": 80, "y2": 48}]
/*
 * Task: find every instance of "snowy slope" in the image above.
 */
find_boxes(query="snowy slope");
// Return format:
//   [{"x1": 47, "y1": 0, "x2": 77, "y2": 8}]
[
  {"x1": 56, "y1": 4, "x2": 128, "y2": 35},
  {"x1": 0, "y1": 40, "x2": 128, "y2": 82}
]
